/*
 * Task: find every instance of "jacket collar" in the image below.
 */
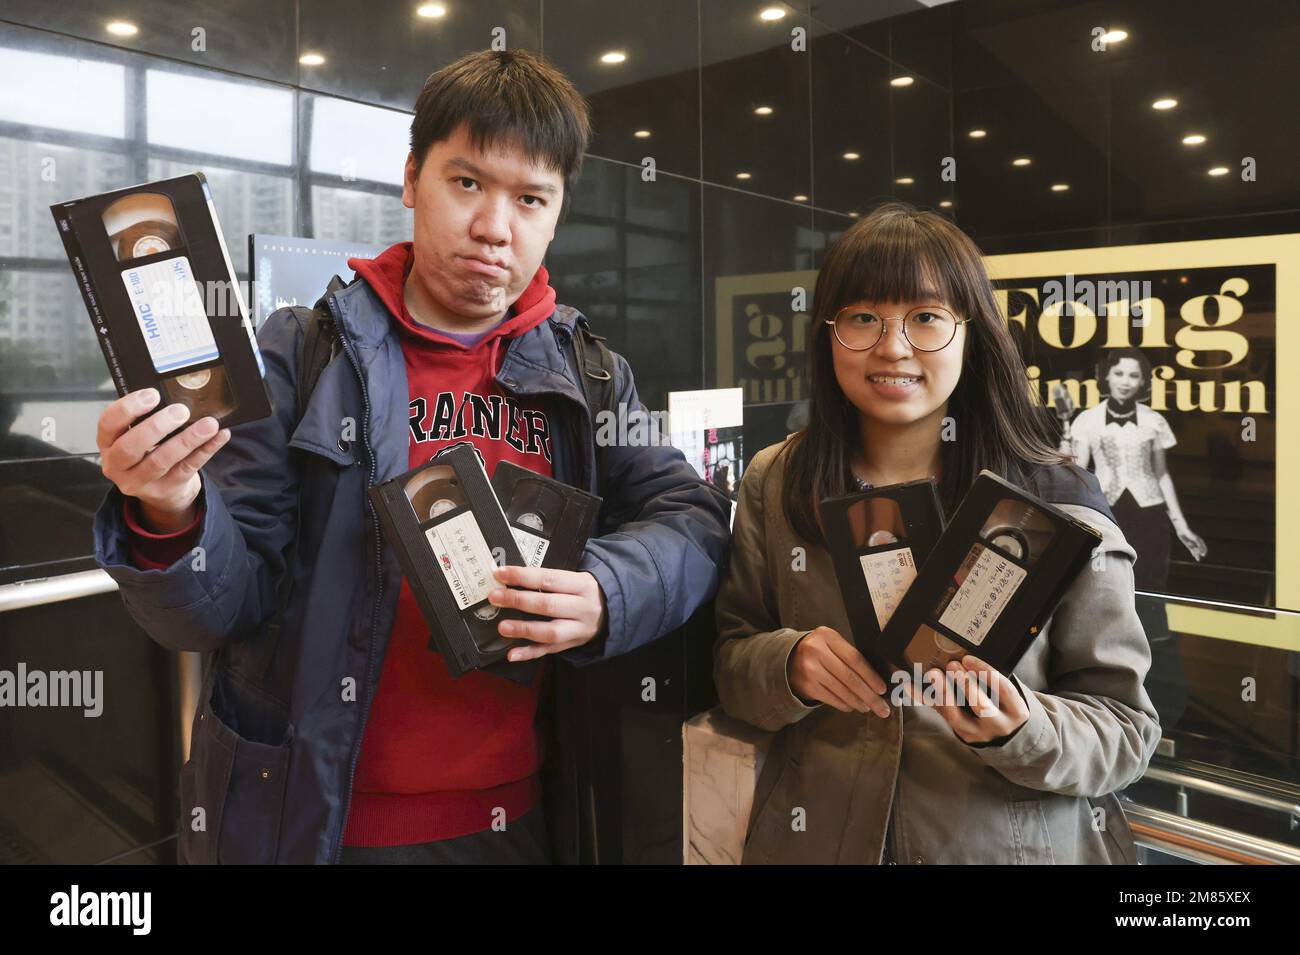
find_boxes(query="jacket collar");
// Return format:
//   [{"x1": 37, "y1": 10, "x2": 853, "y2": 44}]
[
  {"x1": 327, "y1": 277, "x2": 587, "y2": 409},
  {"x1": 302, "y1": 276, "x2": 590, "y2": 486}
]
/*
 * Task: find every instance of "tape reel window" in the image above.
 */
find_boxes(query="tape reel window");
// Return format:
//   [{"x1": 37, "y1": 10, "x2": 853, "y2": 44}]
[{"x1": 102, "y1": 192, "x2": 185, "y2": 263}]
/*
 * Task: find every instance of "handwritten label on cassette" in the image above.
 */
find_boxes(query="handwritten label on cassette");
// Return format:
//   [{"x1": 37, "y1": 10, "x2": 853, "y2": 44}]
[
  {"x1": 936, "y1": 542, "x2": 1027, "y2": 646},
  {"x1": 859, "y1": 546, "x2": 916, "y2": 630},
  {"x1": 511, "y1": 527, "x2": 550, "y2": 568},
  {"x1": 425, "y1": 510, "x2": 497, "y2": 610}
]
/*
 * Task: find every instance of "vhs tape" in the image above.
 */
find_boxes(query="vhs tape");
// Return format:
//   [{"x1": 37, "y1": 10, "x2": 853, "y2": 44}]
[
  {"x1": 50, "y1": 173, "x2": 270, "y2": 427},
  {"x1": 491, "y1": 461, "x2": 601, "y2": 575},
  {"x1": 370, "y1": 444, "x2": 550, "y2": 681},
  {"x1": 371, "y1": 444, "x2": 532, "y2": 678},
  {"x1": 877, "y1": 470, "x2": 1102, "y2": 676},
  {"x1": 820, "y1": 479, "x2": 946, "y2": 672}
]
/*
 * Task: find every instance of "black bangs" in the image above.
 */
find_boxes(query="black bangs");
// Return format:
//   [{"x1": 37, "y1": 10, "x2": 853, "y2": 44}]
[{"x1": 817, "y1": 202, "x2": 985, "y2": 321}]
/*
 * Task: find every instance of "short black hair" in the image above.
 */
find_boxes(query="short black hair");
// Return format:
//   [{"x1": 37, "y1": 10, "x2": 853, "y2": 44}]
[
  {"x1": 1098, "y1": 347, "x2": 1153, "y2": 388},
  {"x1": 409, "y1": 49, "x2": 592, "y2": 222}
]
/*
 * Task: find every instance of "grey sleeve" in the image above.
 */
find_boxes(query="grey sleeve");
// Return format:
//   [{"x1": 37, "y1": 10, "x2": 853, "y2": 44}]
[{"x1": 966, "y1": 505, "x2": 1163, "y2": 798}]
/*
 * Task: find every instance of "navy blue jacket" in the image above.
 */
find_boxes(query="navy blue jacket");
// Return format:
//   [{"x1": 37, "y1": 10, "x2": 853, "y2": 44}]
[{"x1": 93, "y1": 276, "x2": 733, "y2": 864}]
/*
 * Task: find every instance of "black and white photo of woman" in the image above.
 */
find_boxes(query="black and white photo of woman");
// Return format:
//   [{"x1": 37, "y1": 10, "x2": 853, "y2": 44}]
[{"x1": 1063, "y1": 347, "x2": 1207, "y2": 728}]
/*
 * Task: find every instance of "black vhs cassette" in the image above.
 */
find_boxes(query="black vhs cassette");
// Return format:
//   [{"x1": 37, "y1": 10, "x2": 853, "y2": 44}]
[
  {"x1": 878, "y1": 470, "x2": 1102, "y2": 676},
  {"x1": 491, "y1": 461, "x2": 601, "y2": 574},
  {"x1": 369, "y1": 443, "x2": 542, "y2": 681},
  {"x1": 820, "y1": 479, "x2": 945, "y2": 672},
  {"x1": 50, "y1": 172, "x2": 271, "y2": 427}
]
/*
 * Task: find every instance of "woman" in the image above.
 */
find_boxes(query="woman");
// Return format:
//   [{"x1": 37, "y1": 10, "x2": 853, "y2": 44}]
[
  {"x1": 1067, "y1": 348, "x2": 1208, "y2": 581},
  {"x1": 713, "y1": 202, "x2": 1161, "y2": 864},
  {"x1": 1065, "y1": 348, "x2": 1204, "y2": 731}
]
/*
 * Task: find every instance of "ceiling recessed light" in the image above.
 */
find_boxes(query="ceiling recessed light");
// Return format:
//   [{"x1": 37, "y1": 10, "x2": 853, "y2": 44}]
[
  {"x1": 842, "y1": 151, "x2": 860, "y2": 161},
  {"x1": 1050, "y1": 183, "x2": 1070, "y2": 192},
  {"x1": 848, "y1": 211, "x2": 860, "y2": 218},
  {"x1": 890, "y1": 76, "x2": 914, "y2": 88},
  {"x1": 968, "y1": 129, "x2": 987, "y2": 139},
  {"x1": 1012, "y1": 157, "x2": 1031, "y2": 167},
  {"x1": 106, "y1": 20, "x2": 138, "y2": 37},
  {"x1": 1152, "y1": 97, "x2": 1178, "y2": 110},
  {"x1": 736, "y1": 172, "x2": 752, "y2": 180},
  {"x1": 760, "y1": 6, "x2": 787, "y2": 21},
  {"x1": 1182, "y1": 133, "x2": 1206, "y2": 145},
  {"x1": 895, "y1": 177, "x2": 914, "y2": 185},
  {"x1": 939, "y1": 200, "x2": 953, "y2": 208},
  {"x1": 600, "y1": 51, "x2": 626, "y2": 64},
  {"x1": 299, "y1": 53, "x2": 326, "y2": 66},
  {"x1": 1208, "y1": 166, "x2": 1229, "y2": 176},
  {"x1": 1099, "y1": 29, "x2": 1128, "y2": 45},
  {"x1": 633, "y1": 129, "x2": 651, "y2": 139},
  {"x1": 754, "y1": 105, "x2": 773, "y2": 116},
  {"x1": 793, "y1": 194, "x2": 808, "y2": 202},
  {"x1": 416, "y1": 3, "x2": 447, "y2": 17}
]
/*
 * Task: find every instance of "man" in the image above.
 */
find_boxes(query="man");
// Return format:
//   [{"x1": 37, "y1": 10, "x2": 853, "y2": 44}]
[{"x1": 92, "y1": 49, "x2": 731, "y2": 864}]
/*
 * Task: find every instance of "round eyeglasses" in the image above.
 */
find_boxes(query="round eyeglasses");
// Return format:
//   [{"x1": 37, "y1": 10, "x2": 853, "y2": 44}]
[{"x1": 825, "y1": 304, "x2": 970, "y2": 352}]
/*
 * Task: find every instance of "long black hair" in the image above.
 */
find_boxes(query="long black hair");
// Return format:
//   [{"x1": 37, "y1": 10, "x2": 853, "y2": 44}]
[{"x1": 780, "y1": 201, "x2": 1066, "y2": 544}]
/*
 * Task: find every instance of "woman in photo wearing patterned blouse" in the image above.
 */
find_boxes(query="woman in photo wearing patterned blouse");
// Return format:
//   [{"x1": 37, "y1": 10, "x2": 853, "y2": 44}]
[{"x1": 1066, "y1": 348, "x2": 1208, "y2": 591}]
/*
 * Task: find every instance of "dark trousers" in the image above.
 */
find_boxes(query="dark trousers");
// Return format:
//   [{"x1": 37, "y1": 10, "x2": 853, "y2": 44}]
[{"x1": 337, "y1": 805, "x2": 552, "y2": 865}]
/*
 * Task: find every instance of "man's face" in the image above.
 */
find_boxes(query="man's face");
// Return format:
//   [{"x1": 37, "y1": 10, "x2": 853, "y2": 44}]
[{"x1": 402, "y1": 122, "x2": 563, "y2": 321}]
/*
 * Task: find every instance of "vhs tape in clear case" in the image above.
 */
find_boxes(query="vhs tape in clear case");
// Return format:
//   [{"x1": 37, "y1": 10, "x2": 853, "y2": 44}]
[
  {"x1": 878, "y1": 470, "x2": 1103, "y2": 676},
  {"x1": 491, "y1": 461, "x2": 602, "y2": 574},
  {"x1": 819, "y1": 479, "x2": 946, "y2": 673},
  {"x1": 50, "y1": 172, "x2": 270, "y2": 427}
]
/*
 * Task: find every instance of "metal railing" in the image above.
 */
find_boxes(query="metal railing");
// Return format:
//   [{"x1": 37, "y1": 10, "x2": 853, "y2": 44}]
[
  {"x1": 0, "y1": 569, "x2": 118, "y2": 613},
  {"x1": 1125, "y1": 802, "x2": 1300, "y2": 865}
]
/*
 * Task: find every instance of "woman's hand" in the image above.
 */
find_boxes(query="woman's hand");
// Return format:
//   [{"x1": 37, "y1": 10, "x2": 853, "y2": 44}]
[
  {"x1": 921, "y1": 655, "x2": 1030, "y2": 745},
  {"x1": 1172, "y1": 518, "x2": 1207, "y2": 561},
  {"x1": 788, "y1": 626, "x2": 891, "y2": 718}
]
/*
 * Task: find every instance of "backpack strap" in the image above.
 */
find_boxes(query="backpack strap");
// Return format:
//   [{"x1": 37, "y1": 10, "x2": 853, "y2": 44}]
[
  {"x1": 251, "y1": 277, "x2": 345, "y2": 683},
  {"x1": 293, "y1": 275, "x2": 348, "y2": 419},
  {"x1": 569, "y1": 315, "x2": 617, "y2": 496}
]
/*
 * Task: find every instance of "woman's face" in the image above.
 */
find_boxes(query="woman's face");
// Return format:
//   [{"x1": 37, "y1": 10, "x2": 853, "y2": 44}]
[
  {"x1": 1106, "y1": 357, "x2": 1144, "y2": 401},
  {"x1": 830, "y1": 298, "x2": 968, "y2": 427}
]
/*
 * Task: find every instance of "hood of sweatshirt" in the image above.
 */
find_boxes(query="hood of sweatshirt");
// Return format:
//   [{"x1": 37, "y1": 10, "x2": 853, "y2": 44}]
[{"x1": 348, "y1": 241, "x2": 557, "y2": 372}]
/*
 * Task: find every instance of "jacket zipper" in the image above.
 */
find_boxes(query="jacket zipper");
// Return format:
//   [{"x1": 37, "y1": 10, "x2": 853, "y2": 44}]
[
  {"x1": 326, "y1": 292, "x2": 385, "y2": 865},
  {"x1": 547, "y1": 320, "x2": 596, "y2": 861}
]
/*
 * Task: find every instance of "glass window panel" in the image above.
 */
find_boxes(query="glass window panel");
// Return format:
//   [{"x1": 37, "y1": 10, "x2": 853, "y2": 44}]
[
  {"x1": 145, "y1": 68, "x2": 293, "y2": 166},
  {"x1": 0, "y1": 267, "x2": 111, "y2": 399},
  {"x1": 0, "y1": 139, "x2": 131, "y2": 259},
  {"x1": 0, "y1": 47, "x2": 125, "y2": 138},
  {"x1": 308, "y1": 96, "x2": 410, "y2": 186},
  {"x1": 310, "y1": 185, "x2": 411, "y2": 244}
]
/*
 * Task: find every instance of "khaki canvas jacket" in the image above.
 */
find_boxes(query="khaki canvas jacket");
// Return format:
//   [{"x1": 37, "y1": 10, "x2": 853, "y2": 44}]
[{"x1": 713, "y1": 438, "x2": 1162, "y2": 864}]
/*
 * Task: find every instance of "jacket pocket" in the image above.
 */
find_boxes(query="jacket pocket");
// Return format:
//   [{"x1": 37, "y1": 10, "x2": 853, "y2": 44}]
[
  {"x1": 1007, "y1": 799, "x2": 1057, "y2": 865},
  {"x1": 178, "y1": 667, "x2": 294, "y2": 865}
]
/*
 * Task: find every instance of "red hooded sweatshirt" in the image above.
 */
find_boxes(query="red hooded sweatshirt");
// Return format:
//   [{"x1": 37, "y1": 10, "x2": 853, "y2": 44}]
[{"x1": 126, "y1": 241, "x2": 561, "y2": 847}]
